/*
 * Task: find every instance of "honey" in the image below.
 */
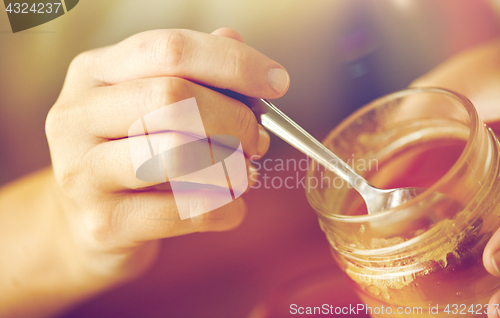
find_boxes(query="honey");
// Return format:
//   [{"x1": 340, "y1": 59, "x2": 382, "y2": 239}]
[{"x1": 307, "y1": 88, "x2": 500, "y2": 317}]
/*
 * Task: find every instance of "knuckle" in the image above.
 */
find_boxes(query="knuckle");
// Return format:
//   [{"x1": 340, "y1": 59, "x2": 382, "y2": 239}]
[
  {"x1": 69, "y1": 50, "x2": 104, "y2": 84},
  {"x1": 45, "y1": 104, "x2": 77, "y2": 144},
  {"x1": 46, "y1": 104, "x2": 92, "y2": 197},
  {"x1": 45, "y1": 106, "x2": 59, "y2": 141},
  {"x1": 53, "y1": 145, "x2": 91, "y2": 198},
  {"x1": 143, "y1": 77, "x2": 191, "y2": 113},
  {"x1": 164, "y1": 77, "x2": 192, "y2": 104},
  {"x1": 217, "y1": 28, "x2": 244, "y2": 43},
  {"x1": 68, "y1": 51, "x2": 87, "y2": 74},
  {"x1": 82, "y1": 206, "x2": 118, "y2": 246},
  {"x1": 143, "y1": 30, "x2": 187, "y2": 72},
  {"x1": 54, "y1": 167, "x2": 81, "y2": 197},
  {"x1": 45, "y1": 100, "x2": 86, "y2": 142}
]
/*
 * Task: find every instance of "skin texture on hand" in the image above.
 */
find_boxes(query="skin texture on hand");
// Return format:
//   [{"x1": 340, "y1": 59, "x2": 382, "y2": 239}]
[
  {"x1": 47, "y1": 27, "x2": 286, "y2": 255},
  {"x1": 411, "y1": 38, "x2": 500, "y2": 318},
  {"x1": 0, "y1": 28, "x2": 285, "y2": 318}
]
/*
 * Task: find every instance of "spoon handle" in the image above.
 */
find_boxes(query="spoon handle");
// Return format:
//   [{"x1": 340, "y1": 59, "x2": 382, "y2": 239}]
[{"x1": 259, "y1": 99, "x2": 370, "y2": 193}]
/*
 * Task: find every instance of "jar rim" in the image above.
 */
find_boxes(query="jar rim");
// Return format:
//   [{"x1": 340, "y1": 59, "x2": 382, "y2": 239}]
[{"x1": 307, "y1": 87, "x2": 481, "y2": 222}]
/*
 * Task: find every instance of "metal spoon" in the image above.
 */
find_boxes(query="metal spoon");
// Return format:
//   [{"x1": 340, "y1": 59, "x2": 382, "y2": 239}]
[{"x1": 259, "y1": 99, "x2": 427, "y2": 215}]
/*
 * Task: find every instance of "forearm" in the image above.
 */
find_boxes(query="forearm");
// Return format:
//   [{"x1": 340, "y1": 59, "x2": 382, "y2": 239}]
[
  {"x1": 0, "y1": 168, "x2": 113, "y2": 318},
  {"x1": 411, "y1": 38, "x2": 500, "y2": 123}
]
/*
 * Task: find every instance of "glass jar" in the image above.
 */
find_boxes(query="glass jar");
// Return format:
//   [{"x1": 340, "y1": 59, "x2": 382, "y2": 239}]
[{"x1": 306, "y1": 87, "x2": 500, "y2": 317}]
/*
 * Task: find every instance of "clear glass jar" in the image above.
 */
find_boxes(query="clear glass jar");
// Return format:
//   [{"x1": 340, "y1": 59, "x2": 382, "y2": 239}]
[{"x1": 306, "y1": 87, "x2": 500, "y2": 317}]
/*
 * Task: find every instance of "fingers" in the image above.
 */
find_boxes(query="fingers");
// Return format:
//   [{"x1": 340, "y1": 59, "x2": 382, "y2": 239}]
[
  {"x1": 66, "y1": 29, "x2": 289, "y2": 98},
  {"x1": 483, "y1": 227, "x2": 500, "y2": 277},
  {"x1": 96, "y1": 191, "x2": 247, "y2": 242},
  {"x1": 483, "y1": 228, "x2": 500, "y2": 318},
  {"x1": 47, "y1": 27, "x2": 278, "y2": 250},
  {"x1": 78, "y1": 77, "x2": 266, "y2": 158},
  {"x1": 488, "y1": 291, "x2": 500, "y2": 318},
  {"x1": 86, "y1": 137, "x2": 257, "y2": 192}
]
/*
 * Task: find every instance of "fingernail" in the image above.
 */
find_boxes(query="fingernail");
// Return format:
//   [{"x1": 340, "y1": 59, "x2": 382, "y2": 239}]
[
  {"x1": 493, "y1": 251, "x2": 500, "y2": 275},
  {"x1": 268, "y1": 68, "x2": 289, "y2": 94},
  {"x1": 257, "y1": 125, "x2": 270, "y2": 157}
]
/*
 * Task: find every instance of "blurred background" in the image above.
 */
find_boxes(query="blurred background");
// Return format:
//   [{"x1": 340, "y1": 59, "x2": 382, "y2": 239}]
[{"x1": 0, "y1": 0, "x2": 499, "y2": 317}]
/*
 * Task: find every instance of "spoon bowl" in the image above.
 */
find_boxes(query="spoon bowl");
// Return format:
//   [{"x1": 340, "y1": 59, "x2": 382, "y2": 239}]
[{"x1": 259, "y1": 99, "x2": 432, "y2": 215}]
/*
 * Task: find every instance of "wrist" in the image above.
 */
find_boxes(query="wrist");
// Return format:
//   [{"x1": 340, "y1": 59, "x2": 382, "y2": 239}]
[
  {"x1": 0, "y1": 167, "x2": 158, "y2": 317},
  {"x1": 50, "y1": 170, "x2": 160, "y2": 283}
]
